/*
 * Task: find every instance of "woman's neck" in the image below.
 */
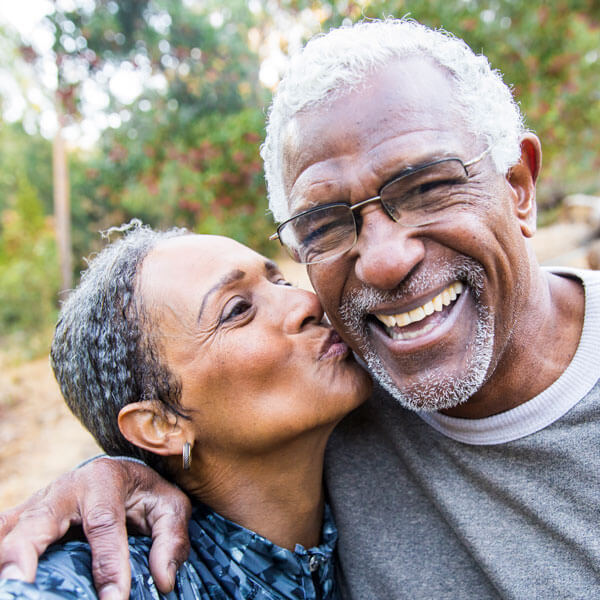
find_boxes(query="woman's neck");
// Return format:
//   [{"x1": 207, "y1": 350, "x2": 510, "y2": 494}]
[{"x1": 177, "y1": 429, "x2": 331, "y2": 550}]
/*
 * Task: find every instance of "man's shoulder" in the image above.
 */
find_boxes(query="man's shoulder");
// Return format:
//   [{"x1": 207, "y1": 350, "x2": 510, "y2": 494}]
[{"x1": 329, "y1": 384, "x2": 424, "y2": 451}]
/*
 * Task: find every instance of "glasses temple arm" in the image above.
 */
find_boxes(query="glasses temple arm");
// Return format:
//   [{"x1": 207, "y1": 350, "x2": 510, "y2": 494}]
[{"x1": 463, "y1": 146, "x2": 493, "y2": 168}]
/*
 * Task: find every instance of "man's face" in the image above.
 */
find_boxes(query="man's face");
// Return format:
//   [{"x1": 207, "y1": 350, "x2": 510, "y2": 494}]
[{"x1": 281, "y1": 57, "x2": 534, "y2": 412}]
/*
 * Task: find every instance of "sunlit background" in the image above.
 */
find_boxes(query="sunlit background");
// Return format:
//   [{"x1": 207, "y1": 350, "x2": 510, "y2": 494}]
[{"x1": 0, "y1": 0, "x2": 598, "y2": 509}]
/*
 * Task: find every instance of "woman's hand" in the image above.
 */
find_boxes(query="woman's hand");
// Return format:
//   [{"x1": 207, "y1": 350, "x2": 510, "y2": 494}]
[{"x1": 0, "y1": 457, "x2": 191, "y2": 600}]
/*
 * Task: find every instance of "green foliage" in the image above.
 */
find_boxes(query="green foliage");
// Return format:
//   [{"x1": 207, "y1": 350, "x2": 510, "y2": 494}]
[
  {"x1": 0, "y1": 123, "x2": 53, "y2": 215},
  {"x1": 0, "y1": 172, "x2": 59, "y2": 348},
  {"x1": 70, "y1": 106, "x2": 270, "y2": 262},
  {"x1": 54, "y1": 0, "x2": 271, "y2": 267}
]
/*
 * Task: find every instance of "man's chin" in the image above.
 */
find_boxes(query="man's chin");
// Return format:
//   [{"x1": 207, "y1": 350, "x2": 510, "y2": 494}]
[
  {"x1": 338, "y1": 255, "x2": 495, "y2": 411},
  {"x1": 362, "y1": 331, "x2": 493, "y2": 413},
  {"x1": 367, "y1": 357, "x2": 480, "y2": 412}
]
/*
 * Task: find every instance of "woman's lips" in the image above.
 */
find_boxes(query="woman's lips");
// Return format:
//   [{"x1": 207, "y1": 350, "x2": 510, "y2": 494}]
[{"x1": 319, "y1": 329, "x2": 349, "y2": 360}]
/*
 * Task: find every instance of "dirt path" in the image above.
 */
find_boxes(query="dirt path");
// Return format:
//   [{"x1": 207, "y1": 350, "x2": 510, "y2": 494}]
[{"x1": 0, "y1": 357, "x2": 99, "y2": 511}]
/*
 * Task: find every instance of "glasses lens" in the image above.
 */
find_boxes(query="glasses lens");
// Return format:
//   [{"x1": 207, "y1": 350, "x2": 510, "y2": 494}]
[
  {"x1": 279, "y1": 205, "x2": 357, "y2": 264},
  {"x1": 380, "y1": 159, "x2": 468, "y2": 226}
]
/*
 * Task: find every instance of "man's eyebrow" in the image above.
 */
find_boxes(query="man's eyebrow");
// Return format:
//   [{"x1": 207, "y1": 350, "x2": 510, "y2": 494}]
[{"x1": 197, "y1": 268, "x2": 246, "y2": 323}]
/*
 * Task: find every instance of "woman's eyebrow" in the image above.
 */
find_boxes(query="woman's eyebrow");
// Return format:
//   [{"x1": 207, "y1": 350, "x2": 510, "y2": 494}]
[
  {"x1": 264, "y1": 260, "x2": 279, "y2": 275},
  {"x1": 197, "y1": 269, "x2": 245, "y2": 323}
]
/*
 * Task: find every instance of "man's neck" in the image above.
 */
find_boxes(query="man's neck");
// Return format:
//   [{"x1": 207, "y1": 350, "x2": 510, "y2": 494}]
[{"x1": 442, "y1": 269, "x2": 585, "y2": 419}]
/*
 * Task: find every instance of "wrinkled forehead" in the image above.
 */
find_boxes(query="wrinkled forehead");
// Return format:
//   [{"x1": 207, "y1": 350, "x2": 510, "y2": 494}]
[{"x1": 138, "y1": 234, "x2": 259, "y2": 311}]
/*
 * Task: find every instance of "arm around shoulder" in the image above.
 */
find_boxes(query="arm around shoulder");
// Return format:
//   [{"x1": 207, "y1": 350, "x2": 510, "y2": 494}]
[{"x1": 0, "y1": 457, "x2": 191, "y2": 600}]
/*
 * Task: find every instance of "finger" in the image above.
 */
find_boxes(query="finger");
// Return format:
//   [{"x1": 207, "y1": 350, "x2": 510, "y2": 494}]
[
  {"x1": 0, "y1": 492, "x2": 77, "y2": 581},
  {"x1": 0, "y1": 516, "x2": 69, "y2": 581},
  {"x1": 0, "y1": 508, "x2": 23, "y2": 578},
  {"x1": 109, "y1": 460, "x2": 192, "y2": 593},
  {"x1": 0, "y1": 535, "x2": 44, "y2": 581},
  {"x1": 146, "y1": 494, "x2": 192, "y2": 593},
  {"x1": 81, "y1": 502, "x2": 131, "y2": 600},
  {"x1": 0, "y1": 507, "x2": 18, "y2": 538},
  {"x1": 78, "y1": 458, "x2": 192, "y2": 596}
]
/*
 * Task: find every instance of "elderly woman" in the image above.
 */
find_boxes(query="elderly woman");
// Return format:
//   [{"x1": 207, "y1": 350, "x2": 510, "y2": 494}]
[{"x1": 0, "y1": 224, "x2": 370, "y2": 599}]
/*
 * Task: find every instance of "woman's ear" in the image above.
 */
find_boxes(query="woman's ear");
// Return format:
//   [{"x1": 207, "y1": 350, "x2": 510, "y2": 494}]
[
  {"x1": 118, "y1": 401, "x2": 193, "y2": 457},
  {"x1": 506, "y1": 133, "x2": 542, "y2": 238}
]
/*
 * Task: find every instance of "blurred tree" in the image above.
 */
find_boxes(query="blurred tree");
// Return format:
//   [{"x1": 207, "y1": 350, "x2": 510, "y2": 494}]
[
  {"x1": 41, "y1": 0, "x2": 271, "y2": 265},
  {"x1": 0, "y1": 123, "x2": 54, "y2": 217},
  {"x1": 0, "y1": 170, "x2": 59, "y2": 352},
  {"x1": 1, "y1": 0, "x2": 269, "y2": 347}
]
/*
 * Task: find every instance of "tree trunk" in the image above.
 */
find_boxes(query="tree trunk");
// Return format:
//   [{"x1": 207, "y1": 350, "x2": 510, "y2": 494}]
[{"x1": 53, "y1": 120, "x2": 72, "y2": 292}]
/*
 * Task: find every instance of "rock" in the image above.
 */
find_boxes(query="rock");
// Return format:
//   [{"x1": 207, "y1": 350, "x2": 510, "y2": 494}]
[
  {"x1": 587, "y1": 239, "x2": 600, "y2": 270},
  {"x1": 560, "y1": 194, "x2": 600, "y2": 228},
  {"x1": 532, "y1": 222, "x2": 595, "y2": 266}
]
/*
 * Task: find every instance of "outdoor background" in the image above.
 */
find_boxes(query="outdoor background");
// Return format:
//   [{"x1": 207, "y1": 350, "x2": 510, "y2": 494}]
[{"x1": 0, "y1": 0, "x2": 599, "y2": 510}]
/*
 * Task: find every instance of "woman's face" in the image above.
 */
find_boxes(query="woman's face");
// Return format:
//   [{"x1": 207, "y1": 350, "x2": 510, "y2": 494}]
[{"x1": 138, "y1": 234, "x2": 371, "y2": 456}]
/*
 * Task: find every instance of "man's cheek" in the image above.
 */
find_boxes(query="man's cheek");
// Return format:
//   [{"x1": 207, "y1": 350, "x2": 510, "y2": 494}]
[{"x1": 308, "y1": 266, "x2": 341, "y2": 310}]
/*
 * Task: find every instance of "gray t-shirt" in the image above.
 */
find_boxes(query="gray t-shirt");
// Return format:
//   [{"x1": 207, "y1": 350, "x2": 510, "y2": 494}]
[{"x1": 326, "y1": 268, "x2": 600, "y2": 599}]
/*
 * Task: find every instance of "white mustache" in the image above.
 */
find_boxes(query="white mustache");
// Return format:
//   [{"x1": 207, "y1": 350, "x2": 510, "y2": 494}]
[{"x1": 340, "y1": 256, "x2": 485, "y2": 327}]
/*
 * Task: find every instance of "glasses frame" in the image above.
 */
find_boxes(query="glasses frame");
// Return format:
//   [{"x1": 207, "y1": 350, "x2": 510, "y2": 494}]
[{"x1": 269, "y1": 146, "x2": 492, "y2": 264}]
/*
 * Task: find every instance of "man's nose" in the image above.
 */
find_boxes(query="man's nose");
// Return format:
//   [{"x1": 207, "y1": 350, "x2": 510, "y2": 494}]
[
  {"x1": 353, "y1": 204, "x2": 425, "y2": 290},
  {"x1": 283, "y1": 288, "x2": 324, "y2": 333}
]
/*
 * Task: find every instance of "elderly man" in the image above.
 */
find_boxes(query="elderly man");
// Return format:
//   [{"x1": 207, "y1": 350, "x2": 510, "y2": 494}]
[{"x1": 1, "y1": 19, "x2": 599, "y2": 600}]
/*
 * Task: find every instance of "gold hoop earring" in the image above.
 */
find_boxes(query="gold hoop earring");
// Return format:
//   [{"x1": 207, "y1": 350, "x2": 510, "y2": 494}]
[{"x1": 182, "y1": 442, "x2": 192, "y2": 470}]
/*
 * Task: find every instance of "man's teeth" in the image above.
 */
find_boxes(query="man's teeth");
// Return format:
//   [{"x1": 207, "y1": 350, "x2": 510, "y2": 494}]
[{"x1": 375, "y1": 281, "x2": 464, "y2": 329}]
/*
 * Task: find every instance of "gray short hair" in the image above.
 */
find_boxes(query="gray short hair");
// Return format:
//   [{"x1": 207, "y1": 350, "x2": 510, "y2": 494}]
[
  {"x1": 262, "y1": 18, "x2": 526, "y2": 223},
  {"x1": 51, "y1": 222, "x2": 189, "y2": 475}
]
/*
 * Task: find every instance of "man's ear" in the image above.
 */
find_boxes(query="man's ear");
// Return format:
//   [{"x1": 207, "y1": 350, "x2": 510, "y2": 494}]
[
  {"x1": 118, "y1": 401, "x2": 193, "y2": 457},
  {"x1": 506, "y1": 133, "x2": 542, "y2": 238}
]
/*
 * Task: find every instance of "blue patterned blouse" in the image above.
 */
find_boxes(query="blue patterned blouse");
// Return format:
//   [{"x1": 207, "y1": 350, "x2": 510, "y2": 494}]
[{"x1": 0, "y1": 502, "x2": 339, "y2": 599}]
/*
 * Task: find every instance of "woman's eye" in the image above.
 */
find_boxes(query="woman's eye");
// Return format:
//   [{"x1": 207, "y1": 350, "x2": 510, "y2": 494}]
[
  {"x1": 276, "y1": 278, "x2": 294, "y2": 287},
  {"x1": 222, "y1": 299, "x2": 251, "y2": 322}
]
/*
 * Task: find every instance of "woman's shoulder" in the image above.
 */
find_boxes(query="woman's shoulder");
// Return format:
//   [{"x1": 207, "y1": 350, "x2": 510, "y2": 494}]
[
  {"x1": 0, "y1": 505, "x2": 339, "y2": 600},
  {"x1": 0, "y1": 536, "x2": 159, "y2": 600},
  {"x1": 0, "y1": 540, "x2": 99, "y2": 599}
]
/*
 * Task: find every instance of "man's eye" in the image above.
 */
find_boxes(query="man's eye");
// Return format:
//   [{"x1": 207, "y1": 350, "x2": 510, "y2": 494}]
[
  {"x1": 417, "y1": 178, "x2": 462, "y2": 193},
  {"x1": 222, "y1": 299, "x2": 252, "y2": 322}
]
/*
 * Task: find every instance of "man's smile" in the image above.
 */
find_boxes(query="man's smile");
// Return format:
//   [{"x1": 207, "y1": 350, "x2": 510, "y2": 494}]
[
  {"x1": 366, "y1": 280, "x2": 472, "y2": 350},
  {"x1": 373, "y1": 281, "x2": 464, "y2": 340}
]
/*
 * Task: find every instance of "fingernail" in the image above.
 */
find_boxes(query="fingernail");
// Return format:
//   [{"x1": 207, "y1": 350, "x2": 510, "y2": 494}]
[
  {"x1": 98, "y1": 583, "x2": 122, "y2": 600},
  {"x1": 0, "y1": 564, "x2": 25, "y2": 580},
  {"x1": 167, "y1": 561, "x2": 178, "y2": 589}
]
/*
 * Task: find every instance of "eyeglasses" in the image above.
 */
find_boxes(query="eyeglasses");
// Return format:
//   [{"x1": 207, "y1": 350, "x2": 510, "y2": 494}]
[{"x1": 269, "y1": 147, "x2": 492, "y2": 265}]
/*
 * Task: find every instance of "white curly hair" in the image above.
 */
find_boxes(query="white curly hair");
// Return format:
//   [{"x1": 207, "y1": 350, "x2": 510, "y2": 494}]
[{"x1": 262, "y1": 18, "x2": 526, "y2": 223}]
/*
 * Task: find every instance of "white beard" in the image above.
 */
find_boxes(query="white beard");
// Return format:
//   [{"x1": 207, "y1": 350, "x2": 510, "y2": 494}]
[{"x1": 339, "y1": 257, "x2": 494, "y2": 412}]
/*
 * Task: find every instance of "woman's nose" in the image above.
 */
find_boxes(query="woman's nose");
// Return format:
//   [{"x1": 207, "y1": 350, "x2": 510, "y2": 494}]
[{"x1": 283, "y1": 288, "x2": 324, "y2": 333}]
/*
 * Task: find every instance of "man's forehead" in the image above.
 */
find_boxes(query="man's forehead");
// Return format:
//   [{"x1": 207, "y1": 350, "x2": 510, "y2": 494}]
[
  {"x1": 281, "y1": 59, "x2": 471, "y2": 213},
  {"x1": 282, "y1": 58, "x2": 465, "y2": 155}
]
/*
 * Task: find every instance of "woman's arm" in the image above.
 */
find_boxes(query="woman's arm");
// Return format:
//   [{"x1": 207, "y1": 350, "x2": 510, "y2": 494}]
[{"x1": 0, "y1": 457, "x2": 191, "y2": 600}]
